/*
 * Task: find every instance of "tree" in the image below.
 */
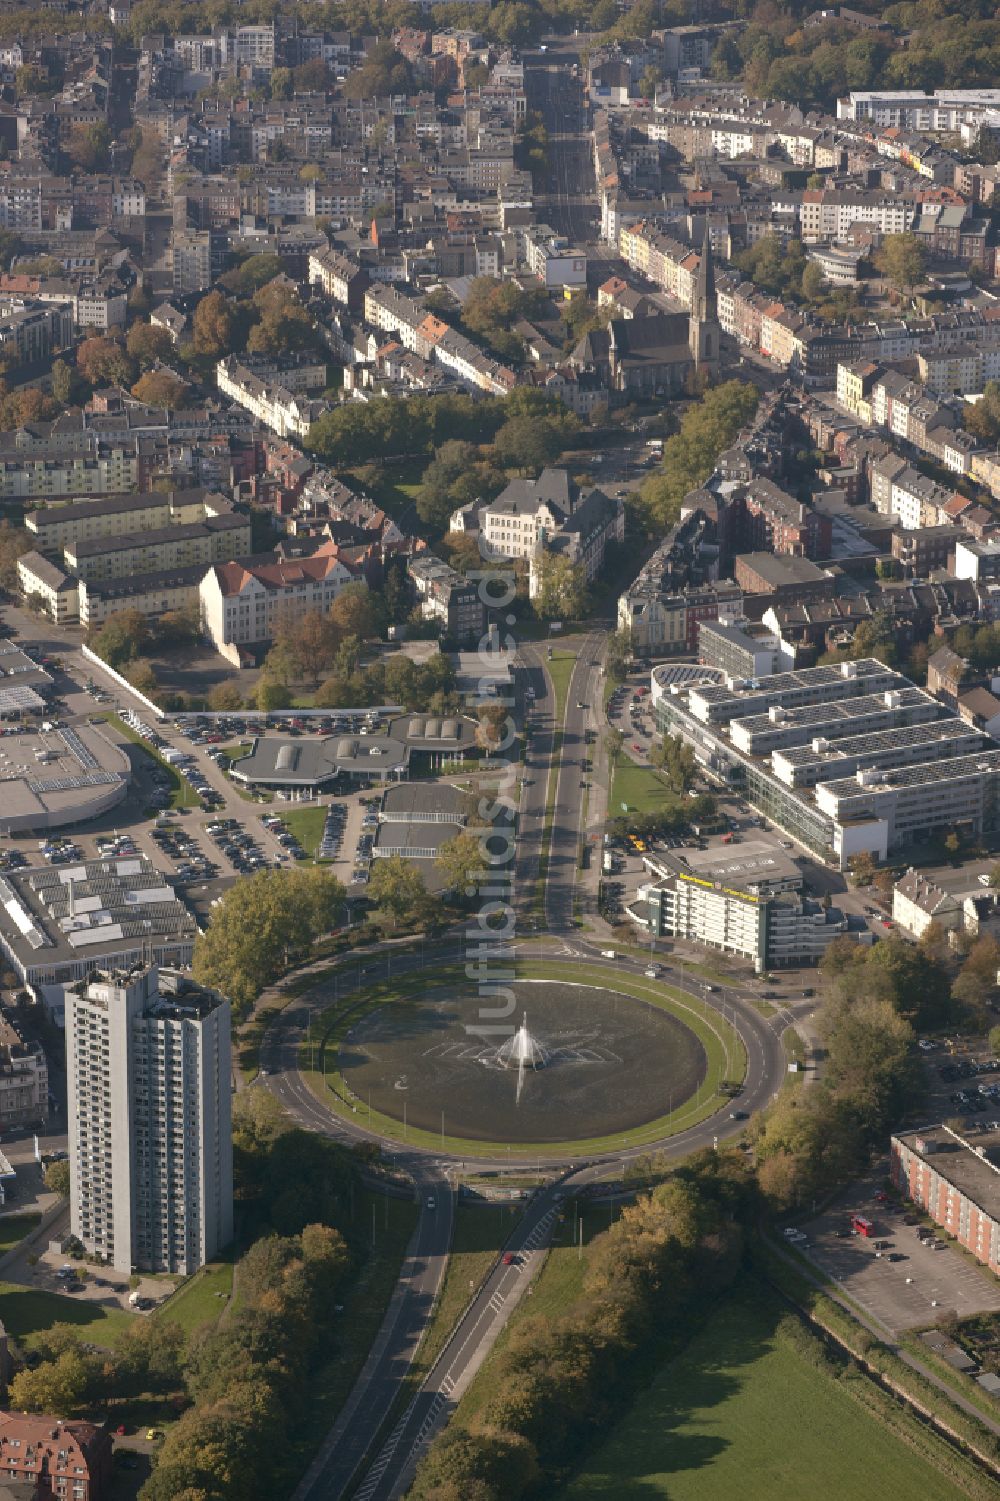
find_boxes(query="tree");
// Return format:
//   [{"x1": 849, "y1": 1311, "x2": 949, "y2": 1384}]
[
  {"x1": 76, "y1": 335, "x2": 133, "y2": 389},
  {"x1": 126, "y1": 658, "x2": 158, "y2": 696},
  {"x1": 848, "y1": 852, "x2": 876, "y2": 887},
  {"x1": 436, "y1": 831, "x2": 490, "y2": 899},
  {"x1": 50, "y1": 359, "x2": 78, "y2": 406},
  {"x1": 44, "y1": 1159, "x2": 70, "y2": 1197},
  {"x1": 8, "y1": 1349, "x2": 91, "y2": 1414},
  {"x1": 192, "y1": 868, "x2": 345, "y2": 1018},
  {"x1": 875, "y1": 232, "x2": 928, "y2": 300},
  {"x1": 965, "y1": 380, "x2": 1000, "y2": 444},
  {"x1": 66, "y1": 121, "x2": 111, "y2": 172},
  {"x1": 534, "y1": 552, "x2": 588, "y2": 621},
  {"x1": 209, "y1": 680, "x2": 244, "y2": 711},
  {"x1": 91, "y1": 608, "x2": 151, "y2": 668},
  {"x1": 0, "y1": 526, "x2": 34, "y2": 591},
  {"x1": 329, "y1": 583, "x2": 376, "y2": 641},
  {"x1": 247, "y1": 280, "x2": 316, "y2": 357},
  {"x1": 651, "y1": 733, "x2": 696, "y2": 794},
  {"x1": 417, "y1": 440, "x2": 482, "y2": 530},
  {"x1": 270, "y1": 66, "x2": 293, "y2": 99},
  {"x1": 367, "y1": 855, "x2": 439, "y2": 930},
  {"x1": 256, "y1": 679, "x2": 292, "y2": 713},
  {"x1": 493, "y1": 415, "x2": 566, "y2": 473},
  {"x1": 126, "y1": 321, "x2": 174, "y2": 369},
  {"x1": 637, "y1": 381, "x2": 759, "y2": 535},
  {"x1": 476, "y1": 704, "x2": 510, "y2": 753},
  {"x1": 131, "y1": 370, "x2": 191, "y2": 409},
  {"x1": 801, "y1": 260, "x2": 827, "y2": 301},
  {"x1": 270, "y1": 608, "x2": 338, "y2": 687},
  {"x1": 192, "y1": 290, "x2": 235, "y2": 358}
]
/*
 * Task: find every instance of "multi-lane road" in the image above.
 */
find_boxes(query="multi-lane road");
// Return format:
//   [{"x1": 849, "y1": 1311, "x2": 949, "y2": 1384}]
[
  {"x1": 260, "y1": 632, "x2": 796, "y2": 1501},
  {"x1": 525, "y1": 52, "x2": 599, "y2": 246}
]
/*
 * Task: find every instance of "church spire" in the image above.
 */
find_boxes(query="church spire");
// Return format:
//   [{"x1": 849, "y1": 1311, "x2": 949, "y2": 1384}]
[{"x1": 694, "y1": 219, "x2": 716, "y2": 320}]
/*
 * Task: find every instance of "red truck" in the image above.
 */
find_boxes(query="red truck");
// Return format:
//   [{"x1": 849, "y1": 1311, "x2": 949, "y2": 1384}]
[{"x1": 851, "y1": 1214, "x2": 874, "y2": 1238}]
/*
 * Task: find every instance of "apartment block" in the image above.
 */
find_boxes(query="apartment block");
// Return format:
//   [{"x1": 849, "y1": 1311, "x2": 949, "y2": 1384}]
[{"x1": 67, "y1": 964, "x2": 232, "y2": 1276}]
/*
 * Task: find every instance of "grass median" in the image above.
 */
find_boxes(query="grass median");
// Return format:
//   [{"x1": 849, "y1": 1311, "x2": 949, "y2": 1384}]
[{"x1": 297, "y1": 959, "x2": 745, "y2": 1159}]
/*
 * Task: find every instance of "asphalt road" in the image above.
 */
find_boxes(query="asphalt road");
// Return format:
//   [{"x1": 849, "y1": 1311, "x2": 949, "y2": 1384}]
[
  {"x1": 260, "y1": 929, "x2": 788, "y2": 1501},
  {"x1": 259, "y1": 634, "x2": 793, "y2": 1500},
  {"x1": 545, "y1": 631, "x2": 604, "y2": 930},
  {"x1": 526, "y1": 59, "x2": 597, "y2": 244}
]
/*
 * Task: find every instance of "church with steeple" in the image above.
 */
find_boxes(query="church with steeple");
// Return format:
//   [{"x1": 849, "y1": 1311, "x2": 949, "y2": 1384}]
[
  {"x1": 688, "y1": 223, "x2": 721, "y2": 379},
  {"x1": 568, "y1": 225, "x2": 722, "y2": 399}
]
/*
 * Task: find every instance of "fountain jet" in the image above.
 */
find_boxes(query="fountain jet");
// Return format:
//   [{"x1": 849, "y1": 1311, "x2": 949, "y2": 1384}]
[{"x1": 495, "y1": 1013, "x2": 549, "y2": 1104}]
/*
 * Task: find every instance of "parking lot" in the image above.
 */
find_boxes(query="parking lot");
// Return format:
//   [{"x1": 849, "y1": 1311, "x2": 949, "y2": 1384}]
[{"x1": 794, "y1": 1178, "x2": 1000, "y2": 1334}]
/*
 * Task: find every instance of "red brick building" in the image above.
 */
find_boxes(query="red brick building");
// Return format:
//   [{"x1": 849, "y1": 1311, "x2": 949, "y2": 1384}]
[
  {"x1": 0, "y1": 1414, "x2": 112, "y2": 1500},
  {"x1": 891, "y1": 1125, "x2": 1000, "y2": 1274}
]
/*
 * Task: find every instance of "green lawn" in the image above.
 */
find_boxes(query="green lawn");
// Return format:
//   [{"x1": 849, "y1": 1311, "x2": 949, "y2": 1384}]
[
  {"x1": 156, "y1": 1259, "x2": 234, "y2": 1336},
  {"x1": 559, "y1": 1283, "x2": 979, "y2": 1501},
  {"x1": 609, "y1": 755, "x2": 679, "y2": 820},
  {"x1": 275, "y1": 1190, "x2": 419, "y2": 1495},
  {"x1": 0, "y1": 1282, "x2": 136, "y2": 1350},
  {"x1": 220, "y1": 742, "x2": 252, "y2": 763},
  {"x1": 0, "y1": 1215, "x2": 41, "y2": 1256},
  {"x1": 278, "y1": 804, "x2": 328, "y2": 859},
  {"x1": 546, "y1": 650, "x2": 577, "y2": 721},
  {"x1": 345, "y1": 459, "x2": 427, "y2": 527}
]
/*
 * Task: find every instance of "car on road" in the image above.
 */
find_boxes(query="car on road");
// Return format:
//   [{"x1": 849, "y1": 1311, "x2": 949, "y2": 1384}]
[
  {"x1": 426, "y1": 1196, "x2": 436, "y2": 1211},
  {"x1": 502, "y1": 1251, "x2": 518, "y2": 1266},
  {"x1": 729, "y1": 1110, "x2": 748, "y2": 1120},
  {"x1": 887, "y1": 1252, "x2": 907, "y2": 1262}
]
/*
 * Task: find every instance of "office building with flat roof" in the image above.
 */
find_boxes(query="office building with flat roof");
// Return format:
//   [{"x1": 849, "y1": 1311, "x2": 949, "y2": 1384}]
[
  {"x1": 0, "y1": 856, "x2": 197, "y2": 992},
  {"x1": 67, "y1": 964, "x2": 233, "y2": 1276},
  {"x1": 632, "y1": 842, "x2": 854, "y2": 970},
  {"x1": 651, "y1": 658, "x2": 1000, "y2": 867}
]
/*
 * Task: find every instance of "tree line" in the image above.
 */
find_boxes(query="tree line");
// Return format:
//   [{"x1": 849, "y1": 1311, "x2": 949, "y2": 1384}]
[
  {"x1": 9, "y1": 1091, "x2": 369, "y2": 1501},
  {"x1": 636, "y1": 380, "x2": 760, "y2": 537},
  {"x1": 410, "y1": 1153, "x2": 748, "y2": 1500}
]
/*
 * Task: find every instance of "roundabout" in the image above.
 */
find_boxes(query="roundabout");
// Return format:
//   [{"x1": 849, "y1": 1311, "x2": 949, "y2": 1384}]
[{"x1": 302, "y1": 958, "x2": 745, "y2": 1159}]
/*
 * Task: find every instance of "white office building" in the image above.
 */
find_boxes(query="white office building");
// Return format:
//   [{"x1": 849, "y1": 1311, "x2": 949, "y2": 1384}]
[{"x1": 66, "y1": 965, "x2": 233, "y2": 1276}]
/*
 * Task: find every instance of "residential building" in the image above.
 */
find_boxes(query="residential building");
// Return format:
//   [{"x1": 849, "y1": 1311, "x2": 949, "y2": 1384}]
[
  {"x1": 0, "y1": 1014, "x2": 47, "y2": 1130},
  {"x1": 891, "y1": 1125, "x2": 1000, "y2": 1277},
  {"x1": 200, "y1": 544, "x2": 361, "y2": 665},
  {"x1": 407, "y1": 553, "x2": 486, "y2": 643},
  {"x1": 0, "y1": 1413, "x2": 111, "y2": 1500},
  {"x1": 67, "y1": 964, "x2": 232, "y2": 1276},
  {"x1": 892, "y1": 868, "x2": 962, "y2": 938}
]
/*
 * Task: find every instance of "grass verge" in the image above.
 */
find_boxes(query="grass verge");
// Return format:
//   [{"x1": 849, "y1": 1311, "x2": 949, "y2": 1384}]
[
  {"x1": 106, "y1": 715, "x2": 200, "y2": 810},
  {"x1": 404, "y1": 1202, "x2": 514, "y2": 1392},
  {"x1": 0, "y1": 1215, "x2": 41, "y2": 1255},
  {"x1": 156, "y1": 1257, "x2": 234, "y2": 1337},
  {"x1": 547, "y1": 650, "x2": 577, "y2": 721},
  {"x1": 276, "y1": 1189, "x2": 419, "y2": 1496},
  {"x1": 299, "y1": 960, "x2": 745, "y2": 1158}
]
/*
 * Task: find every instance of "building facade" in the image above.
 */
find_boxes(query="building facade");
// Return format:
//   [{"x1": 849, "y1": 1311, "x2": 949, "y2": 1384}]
[{"x1": 67, "y1": 965, "x2": 233, "y2": 1276}]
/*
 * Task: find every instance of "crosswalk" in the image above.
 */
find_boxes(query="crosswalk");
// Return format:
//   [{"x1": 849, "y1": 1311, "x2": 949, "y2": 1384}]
[{"x1": 353, "y1": 1205, "x2": 560, "y2": 1500}]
